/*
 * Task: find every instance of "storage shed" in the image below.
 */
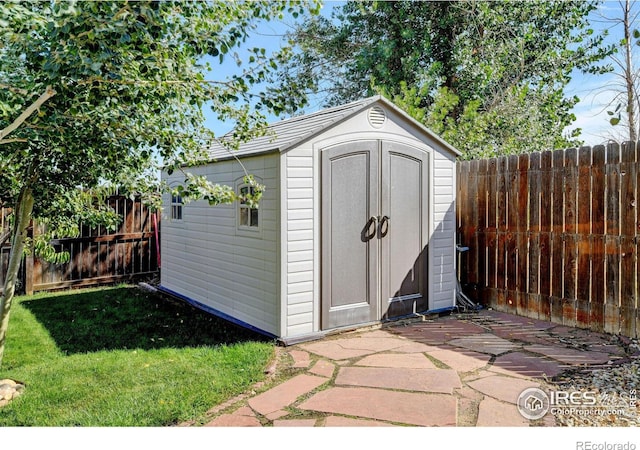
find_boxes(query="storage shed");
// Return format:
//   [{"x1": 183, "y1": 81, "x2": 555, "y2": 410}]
[{"x1": 160, "y1": 95, "x2": 461, "y2": 343}]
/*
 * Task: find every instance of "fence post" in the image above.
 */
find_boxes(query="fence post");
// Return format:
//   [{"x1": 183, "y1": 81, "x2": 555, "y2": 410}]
[{"x1": 604, "y1": 142, "x2": 621, "y2": 334}]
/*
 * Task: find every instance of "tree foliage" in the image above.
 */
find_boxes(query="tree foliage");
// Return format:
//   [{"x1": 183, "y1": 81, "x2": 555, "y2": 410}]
[
  {"x1": 1, "y1": 0, "x2": 314, "y2": 208},
  {"x1": 277, "y1": 0, "x2": 611, "y2": 158},
  {"x1": 0, "y1": 0, "x2": 318, "y2": 368}
]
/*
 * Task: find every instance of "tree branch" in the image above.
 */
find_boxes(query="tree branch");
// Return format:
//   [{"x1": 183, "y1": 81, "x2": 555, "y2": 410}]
[
  {"x1": 0, "y1": 83, "x2": 29, "y2": 96},
  {"x1": 0, "y1": 86, "x2": 56, "y2": 143},
  {"x1": 0, "y1": 138, "x2": 28, "y2": 145}
]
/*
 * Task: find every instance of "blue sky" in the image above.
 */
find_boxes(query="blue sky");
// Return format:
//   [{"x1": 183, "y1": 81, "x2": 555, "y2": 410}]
[
  {"x1": 202, "y1": 1, "x2": 335, "y2": 136},
  {"x1": 564, "y1": 0, "x2": 639, "y2": 146},
  {"x1": 204, "y1": 1, "x2": 636, "y2": 147}
]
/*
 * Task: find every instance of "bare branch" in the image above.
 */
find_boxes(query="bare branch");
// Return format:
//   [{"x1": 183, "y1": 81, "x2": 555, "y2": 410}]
[
  {"x1": 0, "y1": 86, "x2": 56, "y2": 143},
  {"x1": 0, "y1": 138, "x2": 28, "y2": 145}
]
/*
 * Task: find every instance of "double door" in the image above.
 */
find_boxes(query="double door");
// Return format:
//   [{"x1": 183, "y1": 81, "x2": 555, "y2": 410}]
[{"x1": 321, "y1": 140, "x2": 429, "y2": 330}]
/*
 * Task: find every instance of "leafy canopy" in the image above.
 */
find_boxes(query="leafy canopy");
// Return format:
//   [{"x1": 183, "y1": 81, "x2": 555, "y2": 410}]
[
  {"x1": 277, "y1": 0, "x2": 611, "y2": 158},
  {"x1": 0, "y1": 0, "x2": 317, "y2": 246},
  {"x1": 0, "y1": 0, "x2": 319, "y2": 369}
]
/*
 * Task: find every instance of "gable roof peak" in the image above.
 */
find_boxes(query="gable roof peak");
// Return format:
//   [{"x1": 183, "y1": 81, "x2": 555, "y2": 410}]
[{"x1": 205, "y1": 95, "x2": 460, "y2": 161}]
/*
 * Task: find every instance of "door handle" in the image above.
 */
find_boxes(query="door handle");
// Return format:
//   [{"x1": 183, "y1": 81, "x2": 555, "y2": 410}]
[
  {"x1": 378, "y1": 215, "x2": 389, "y2": 238},
  {"x1": 361, "y1": 216, "x2": 378, "y2": 242}
]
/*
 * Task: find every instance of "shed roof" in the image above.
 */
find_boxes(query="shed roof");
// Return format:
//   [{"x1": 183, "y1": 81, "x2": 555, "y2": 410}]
[{"x1": 206, "y1": 95, "x2": 461, "y2": 161}]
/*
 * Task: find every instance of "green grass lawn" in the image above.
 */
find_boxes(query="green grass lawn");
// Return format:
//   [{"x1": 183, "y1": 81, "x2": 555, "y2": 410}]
[{"x1": 0, "y1": 285, "x2": 274, "y2": 426}]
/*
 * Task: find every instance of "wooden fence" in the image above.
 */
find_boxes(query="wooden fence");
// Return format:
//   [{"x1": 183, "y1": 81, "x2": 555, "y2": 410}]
[
  {"x1": 457, "y1": 141, "x2": 639, "y2": 338},
  {"x1": 1, "y1": 196, "x2": 160, "y2": 295}
]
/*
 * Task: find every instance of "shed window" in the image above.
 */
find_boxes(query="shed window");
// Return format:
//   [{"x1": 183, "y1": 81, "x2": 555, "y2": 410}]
[
  {"x1": 171, "y1": 194, "x2": 183, "y2": 220},
  {"x1": 238, "y1": 186, "x2": 259, "y2": 229}
]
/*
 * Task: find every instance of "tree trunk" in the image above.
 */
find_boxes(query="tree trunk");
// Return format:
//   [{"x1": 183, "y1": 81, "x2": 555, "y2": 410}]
[
  {"x1": 0, "y1": 187, "x2": 34, "y2": 368},
  {"x1": 623, "y1": 0, "x2": 638, "y2": 142}
]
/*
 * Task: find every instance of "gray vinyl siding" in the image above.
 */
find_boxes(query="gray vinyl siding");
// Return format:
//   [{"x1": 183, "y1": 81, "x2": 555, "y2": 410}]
[
  {"x1": 161, "y1": 154, "x2": 280, "y2": 335},
  {"x1": 430, "y1": 151, "x2": 457, "y2": 310},
  {"x1": 283, "y1": 146, "x2": 316, "y2": 336}
]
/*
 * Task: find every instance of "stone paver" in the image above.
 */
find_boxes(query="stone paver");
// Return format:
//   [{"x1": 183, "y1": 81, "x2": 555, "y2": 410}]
[
  {"x1": 524, "y1": 345, "x2": 611, "y2": 365},
  {"x1": 324, "y1": 416, "x2": 396, "y2": 427},
  {"x1": 336, "y1": 366, "x2": 461, "y2": 394},
  {"x1": 392, "y1": 341, "x2": 440, "y2": 353},
  {"x1": 547, "y1": 325, "x2": 576, "y2": 335},
  {"x1": 389, "y1": 319, "x2": 487, "y2": 345},
  {"x1": 355, "y1": 353, "x2": 436, "y2": 369},
  {"x1": 297, "y1": 341, "x2": 374, "y2": 360},
  {"x1": 309, "y1": 359, "x2": 335, "y2": 378},
  {"x1": 248, "y1": 374, "x2": 328, "y2": 416},
  {"x1": 265, "y1": 410, "x2": 289, "y2": 421},
  {"x1": 273, "y1": 419, "x2": 317, "y2": 427},
  {"x1": 490, "y1": 328, "x2": 555, "y2": 345},
  {"x1": 289, "y1": 350, "x2": 311, "y2": 368},
  {"x1": 426, "y1": 348, "x2": 491, "y2": 372},
  {"x1": 465, "y1": 312, "x2": 559, "y2": 346},
  {"x1": 461, "y1": 369, "x2": 497, "y2": 382},
  {"x1": 473, "y1": 311, "x2": 557, "y2": 330},
  {"x1": 491, "y1": 351, "x2": 565, "y2": 378},
  {"x1": 448, "y1": 334, "x2": 521, "y2": 355},
  {"x1": 205, "y1": 406, "x2": 261, "y2": 427},
  {"x1": 476, "y1": 397, "x2": 530, "y2": 426},
  {"x1": 467, "y1": 375, "x2": 540, "y2": 404},
  {"x1": 299, "y1": 386, "x2": 457, "y2": 426},
  {"x1": 300, "y1": 336, "x2": 407, "y2": 360}
]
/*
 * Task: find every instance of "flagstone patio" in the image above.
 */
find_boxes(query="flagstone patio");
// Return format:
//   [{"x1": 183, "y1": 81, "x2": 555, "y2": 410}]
[{"x1": 203, "y1": 309, "x2": 633, "y2": 427}]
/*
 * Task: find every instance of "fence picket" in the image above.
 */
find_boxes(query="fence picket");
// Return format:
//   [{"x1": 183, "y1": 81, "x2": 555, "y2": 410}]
[
  {"x1": 506, "y1": 155, "x2": 519, "y2": 313},
  {"x1": 475, "y1": 159, "x2": 488, "y2": 302},
  {"x1": 467, "y1": 160, "x2": 479, "y2": 288},
  {"x1": 1, "y1": 196, "x2": 159, "y2": 294},
  {"x1": 620, "y1": 141, "x2": 637, "y2": 337},
  {"x1": 496, "y1": 156, "x2": 508, "y2": 309},
  {"x1": 458, "y1": 143, "x2": 639, "y2": 338},
  {"x1": 527, "y1": 152, "x2": 541, "y2": 319},
  {"x1": 539, "y1": 151, "x2": 553, "y2": 322},
  {"x1": 576, "y1": 146, "x2": 592, "y2": 329},
  {"x1": 605, "y1": 144, "x2": 621, "y2": 330}
]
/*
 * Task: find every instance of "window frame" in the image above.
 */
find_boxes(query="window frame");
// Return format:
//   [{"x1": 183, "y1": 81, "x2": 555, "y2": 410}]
[
  {"x1": 237, "y1": 184, "x2": 259, "y2": 230},
  {"x1": 235, "y1": 177, "x2": 263, "y2": 237},
  {"x1": 170, "y1": 193, "x2": 183, "y2": 221}
]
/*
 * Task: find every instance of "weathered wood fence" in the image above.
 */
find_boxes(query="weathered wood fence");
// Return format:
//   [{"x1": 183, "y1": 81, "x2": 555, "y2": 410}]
[
  {"x1": 457, "y1": 142, "x2": 639, "y2": 338},
  {"x1": 1, "y1": 196, "x2": 160, "y2": 295}
]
